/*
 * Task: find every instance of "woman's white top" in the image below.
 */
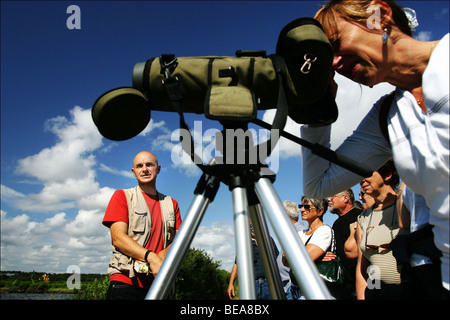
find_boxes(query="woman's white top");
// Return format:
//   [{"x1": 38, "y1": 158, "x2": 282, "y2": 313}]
[
  {"x1": 300, "y1": 34, "x2": 449, "y2": 290},
  {"x1": 298, "y1": 225, "x2": 332, "y2": 254}
]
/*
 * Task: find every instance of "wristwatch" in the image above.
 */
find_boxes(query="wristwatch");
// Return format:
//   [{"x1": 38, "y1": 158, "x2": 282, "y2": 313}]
[{"x1": 144, "y1": 250, "x2": 152, "y2": 262}]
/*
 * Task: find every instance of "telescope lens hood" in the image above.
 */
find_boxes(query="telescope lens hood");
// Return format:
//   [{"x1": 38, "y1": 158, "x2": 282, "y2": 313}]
[
  {"x1": 132, "y1": 62, "x2": 146, "y2": 91},
  {"x1": 92, "y1": 87, "x2": 150, "y2": 141},
  {"x1": 276, "y1": 17, "x2": 324, "y2": 55}
]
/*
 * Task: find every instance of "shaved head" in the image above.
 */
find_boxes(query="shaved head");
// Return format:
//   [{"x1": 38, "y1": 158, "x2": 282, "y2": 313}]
[
  {"x1": 131, "y1": 151, "x2": 160, "y2": 192},
  {"x1": 133, "y1": 151, "x2": 158, "y2": 168}
]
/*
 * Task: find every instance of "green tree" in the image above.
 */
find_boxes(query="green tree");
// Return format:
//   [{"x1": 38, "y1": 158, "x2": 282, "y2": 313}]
[
  {"x1": 70, "y1": 248, "x2": 230, "y2": 299},
  {"x1": 73, "y1": 275, "x2": 109, "y2": 300},
  {"x1": 174, "y1": 248, "x2": 230, "y2": 300}
]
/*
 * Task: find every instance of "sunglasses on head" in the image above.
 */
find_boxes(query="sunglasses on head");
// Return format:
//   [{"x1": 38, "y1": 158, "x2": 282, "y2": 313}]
[{"x1": 298, "y1": 204, "x2": 315, "y2": 210}]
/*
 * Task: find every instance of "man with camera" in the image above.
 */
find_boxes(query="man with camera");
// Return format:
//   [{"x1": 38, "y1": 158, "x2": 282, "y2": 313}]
[{"x1": 102, "y1": 151, "x2": 182, "y2": 299}]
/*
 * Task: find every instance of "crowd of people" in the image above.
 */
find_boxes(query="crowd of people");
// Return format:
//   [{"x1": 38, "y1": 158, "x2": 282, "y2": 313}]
[
  {"x1": 225, "y1": 160, "x2": 448, "y2": 300},
  {"x1": 237, "y1": 161, "x2": 447, "y2": 300},
  {"x1": 100, "y1": 0, "x2": 448, "y2": 300}
]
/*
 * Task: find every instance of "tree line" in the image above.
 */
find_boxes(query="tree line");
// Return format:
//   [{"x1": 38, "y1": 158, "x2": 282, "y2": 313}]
[{"x1": 1, "y1": 248, "x2": 234, "y2": 300}]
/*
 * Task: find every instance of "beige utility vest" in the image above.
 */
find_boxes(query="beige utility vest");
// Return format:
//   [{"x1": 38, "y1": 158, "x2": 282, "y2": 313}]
[{"x1": 107, "y1": 186, "x2": 176, "y2": 277}]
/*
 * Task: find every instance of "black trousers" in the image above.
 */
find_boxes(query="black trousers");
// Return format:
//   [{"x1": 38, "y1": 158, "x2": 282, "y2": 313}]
[
  {"x1": 404, "y1": 263, "x2": 449, "y2": 300},
  {"x1": 365, "y1": 263, "x2": 449, "y2": 300},
  {"x1": 105, "y1": 281, "x2": 149, "y2": 300}
]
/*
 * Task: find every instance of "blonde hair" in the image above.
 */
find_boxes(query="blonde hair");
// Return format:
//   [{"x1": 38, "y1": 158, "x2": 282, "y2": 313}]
[{"x1": 314, "y1": 0, "x2": 412, "y2": 46}]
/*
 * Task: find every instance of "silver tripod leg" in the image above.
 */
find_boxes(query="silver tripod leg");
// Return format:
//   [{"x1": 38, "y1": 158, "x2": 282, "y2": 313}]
[
  {"x1": 145, "y1": 175, "x2": 217, "y2": 299},
  {"x1": 254, "y1": 177, "x2": 332, "y2": 299},
  {"x1": 248, "y1": 204, "x2": 285, "y2": 299},
  {"x1": 231, "y1": 186, "x2": 256, "y2": 299}
]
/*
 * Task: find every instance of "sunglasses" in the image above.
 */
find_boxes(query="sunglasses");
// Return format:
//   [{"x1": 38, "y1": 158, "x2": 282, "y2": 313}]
[
  {"x1": 365, "y1": 227, "x2": 392, "y2": 251},
  {"x1": 298, "y1": 204, "x2": 315, "y2": 210},
  {"x1": 366, "y1": 243, "x2": 391, "y2": 251}
]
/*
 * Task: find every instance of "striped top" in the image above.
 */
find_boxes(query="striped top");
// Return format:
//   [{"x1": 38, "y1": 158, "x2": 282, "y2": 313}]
[{"x1": 358, "y1": 204, "x2": 403, "y2": 285}]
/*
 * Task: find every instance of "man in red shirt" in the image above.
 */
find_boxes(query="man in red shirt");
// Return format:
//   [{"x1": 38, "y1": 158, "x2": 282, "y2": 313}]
[{"x1": 103, "y1": 151, "x2": 182, "y2": 299}]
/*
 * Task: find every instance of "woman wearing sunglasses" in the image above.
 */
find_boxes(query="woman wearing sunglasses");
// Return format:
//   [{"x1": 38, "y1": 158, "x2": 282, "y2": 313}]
[
  {"x1": 344, "y1": 190, "x2": 376, "y2": 260},
  {"x1": 356, "y1": 159, "x2": 408, "y2": 299},
  {"x1": 282, "y1": 196, "x2": 332, "y2": 299}
]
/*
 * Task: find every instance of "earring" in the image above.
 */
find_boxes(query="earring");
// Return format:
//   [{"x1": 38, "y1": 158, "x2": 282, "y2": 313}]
[{"x1": 382, "y1": 28, "x2": 388, "y2": 44}]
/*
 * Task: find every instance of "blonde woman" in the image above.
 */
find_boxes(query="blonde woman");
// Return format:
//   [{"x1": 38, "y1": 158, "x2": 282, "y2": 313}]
[{"x1": 301, "y1": 0, "x2": 449, "y2": 296}]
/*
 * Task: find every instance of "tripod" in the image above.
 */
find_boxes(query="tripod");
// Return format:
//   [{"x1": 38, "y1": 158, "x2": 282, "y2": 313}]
[
  {"x1": 145, "y1": 53, "x2": 375, "y2": 299},
  {"x1": 145, "y1": 125, "x2": 333, "y2": 300}
]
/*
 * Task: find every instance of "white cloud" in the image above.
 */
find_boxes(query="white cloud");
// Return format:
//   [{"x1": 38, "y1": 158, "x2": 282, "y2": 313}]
[
  {"x1": 76, "y1": 186, "x2": 116, "y2": 211},
  {"x1": 1, "y1": 105, "x2": 200, "y2": 274},
  {"x1": 0, "y1": 106, "x2": 115, "y2": 273},
  {"x1": 262, "y1": 110, "x2": 302, "y2": 159},
  {"x1": 330, "y1": 74, "x2": 394, "y2": 148},
  {"x1": 139, "y1": 118, "x2": 167, "y2": 137},
  {"x1": 7, "y1": 106, "x2": 109, "y2": 213},
  {"x1": 19, "y1": 106, "x2": 102, "y2": 183},
  {"x1": 0, "y1": 184, "x2": 25, "y2": 203},
  {"x1": 191, "y1": 221, "x2": 235, "y2": 271},
  {"x1": 261, "y1": 74, "x2": 394, "y2": 156},
  {"x1": 0, "y1": 209, "x2": 110, "y2": 273},
  {"x1": 149, "y1": 123, "x2": 203, "y2": 177},
  {"x1": 434, "y1": 7, "x2": 449, "y2": 20},
  {"x1": 416, "y1": 31, "x2": 432, "y2": 41},
  {"x1": 99, "y1": 163, "x2": 134, "y2": 179},
  {"x1": 45, "y1": 212, "x2": 67, "y2": 228},
  {"x1": 64, "y1": 209, "x2": 105, "y2": 237},
  {"x1": 68, "y1": 237, "x2": 88, "y2": 250},
  {"x1": 1, "y1": 207, "x2": 236, "y2": 274}
]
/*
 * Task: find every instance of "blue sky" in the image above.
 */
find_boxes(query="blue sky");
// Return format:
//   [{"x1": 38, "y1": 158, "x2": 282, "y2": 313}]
[{"x1": 1, "y1": 1, "x2": 448, "y2": 274}]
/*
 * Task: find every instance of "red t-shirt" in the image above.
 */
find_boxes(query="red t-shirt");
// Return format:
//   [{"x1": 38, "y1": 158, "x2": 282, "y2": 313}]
[{"x1": 103, "y1": 189, "x2": 182, "y2": 288}]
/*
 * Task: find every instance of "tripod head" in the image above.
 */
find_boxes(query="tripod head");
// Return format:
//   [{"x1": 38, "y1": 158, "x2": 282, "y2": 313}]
[{"x1": 195, "y1": 119, "x2": 278, "y2": 185}]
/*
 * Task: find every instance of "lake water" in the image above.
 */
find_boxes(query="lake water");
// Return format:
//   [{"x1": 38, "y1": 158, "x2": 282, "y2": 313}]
[{"x1": 0, "y1": 292, "x2": 75, "y2": 300}]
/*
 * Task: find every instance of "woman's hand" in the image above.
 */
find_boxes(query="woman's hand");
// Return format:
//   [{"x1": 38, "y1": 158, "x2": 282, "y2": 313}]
[{"x1": 321, "y1": 251, "x2": 336, "y2": 262}]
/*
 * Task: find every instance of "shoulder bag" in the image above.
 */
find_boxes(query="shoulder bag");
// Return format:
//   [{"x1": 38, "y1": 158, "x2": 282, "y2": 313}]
[{"x1": 290, "y1": 227, "x2": 347, "y2": 289}]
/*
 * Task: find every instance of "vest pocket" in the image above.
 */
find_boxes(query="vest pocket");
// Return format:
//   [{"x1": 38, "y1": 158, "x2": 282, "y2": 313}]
[
  {"x1": 131, "y1": 211, "x2": 147, "y2": 233},
  {"x1": 165, "y1": 217, "x2": 176, "y2": 242}
]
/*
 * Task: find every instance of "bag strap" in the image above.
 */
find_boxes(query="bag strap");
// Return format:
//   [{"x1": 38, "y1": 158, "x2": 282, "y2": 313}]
[
  {"x1": 305, "y1": 233, "x2": 312, "y2": 246},
  {"x1": 253, "y1": 54, "x2": 289, "y2": 157},
  {"x1": 330, "y1": 228, "x2": 336, "y2": 254},
  {"x1": 304, "y1": 225, "x2": 335, "y2": 254},
  {"x1": 159, "y1": 54, "x2": 206, "y2": 170}
]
